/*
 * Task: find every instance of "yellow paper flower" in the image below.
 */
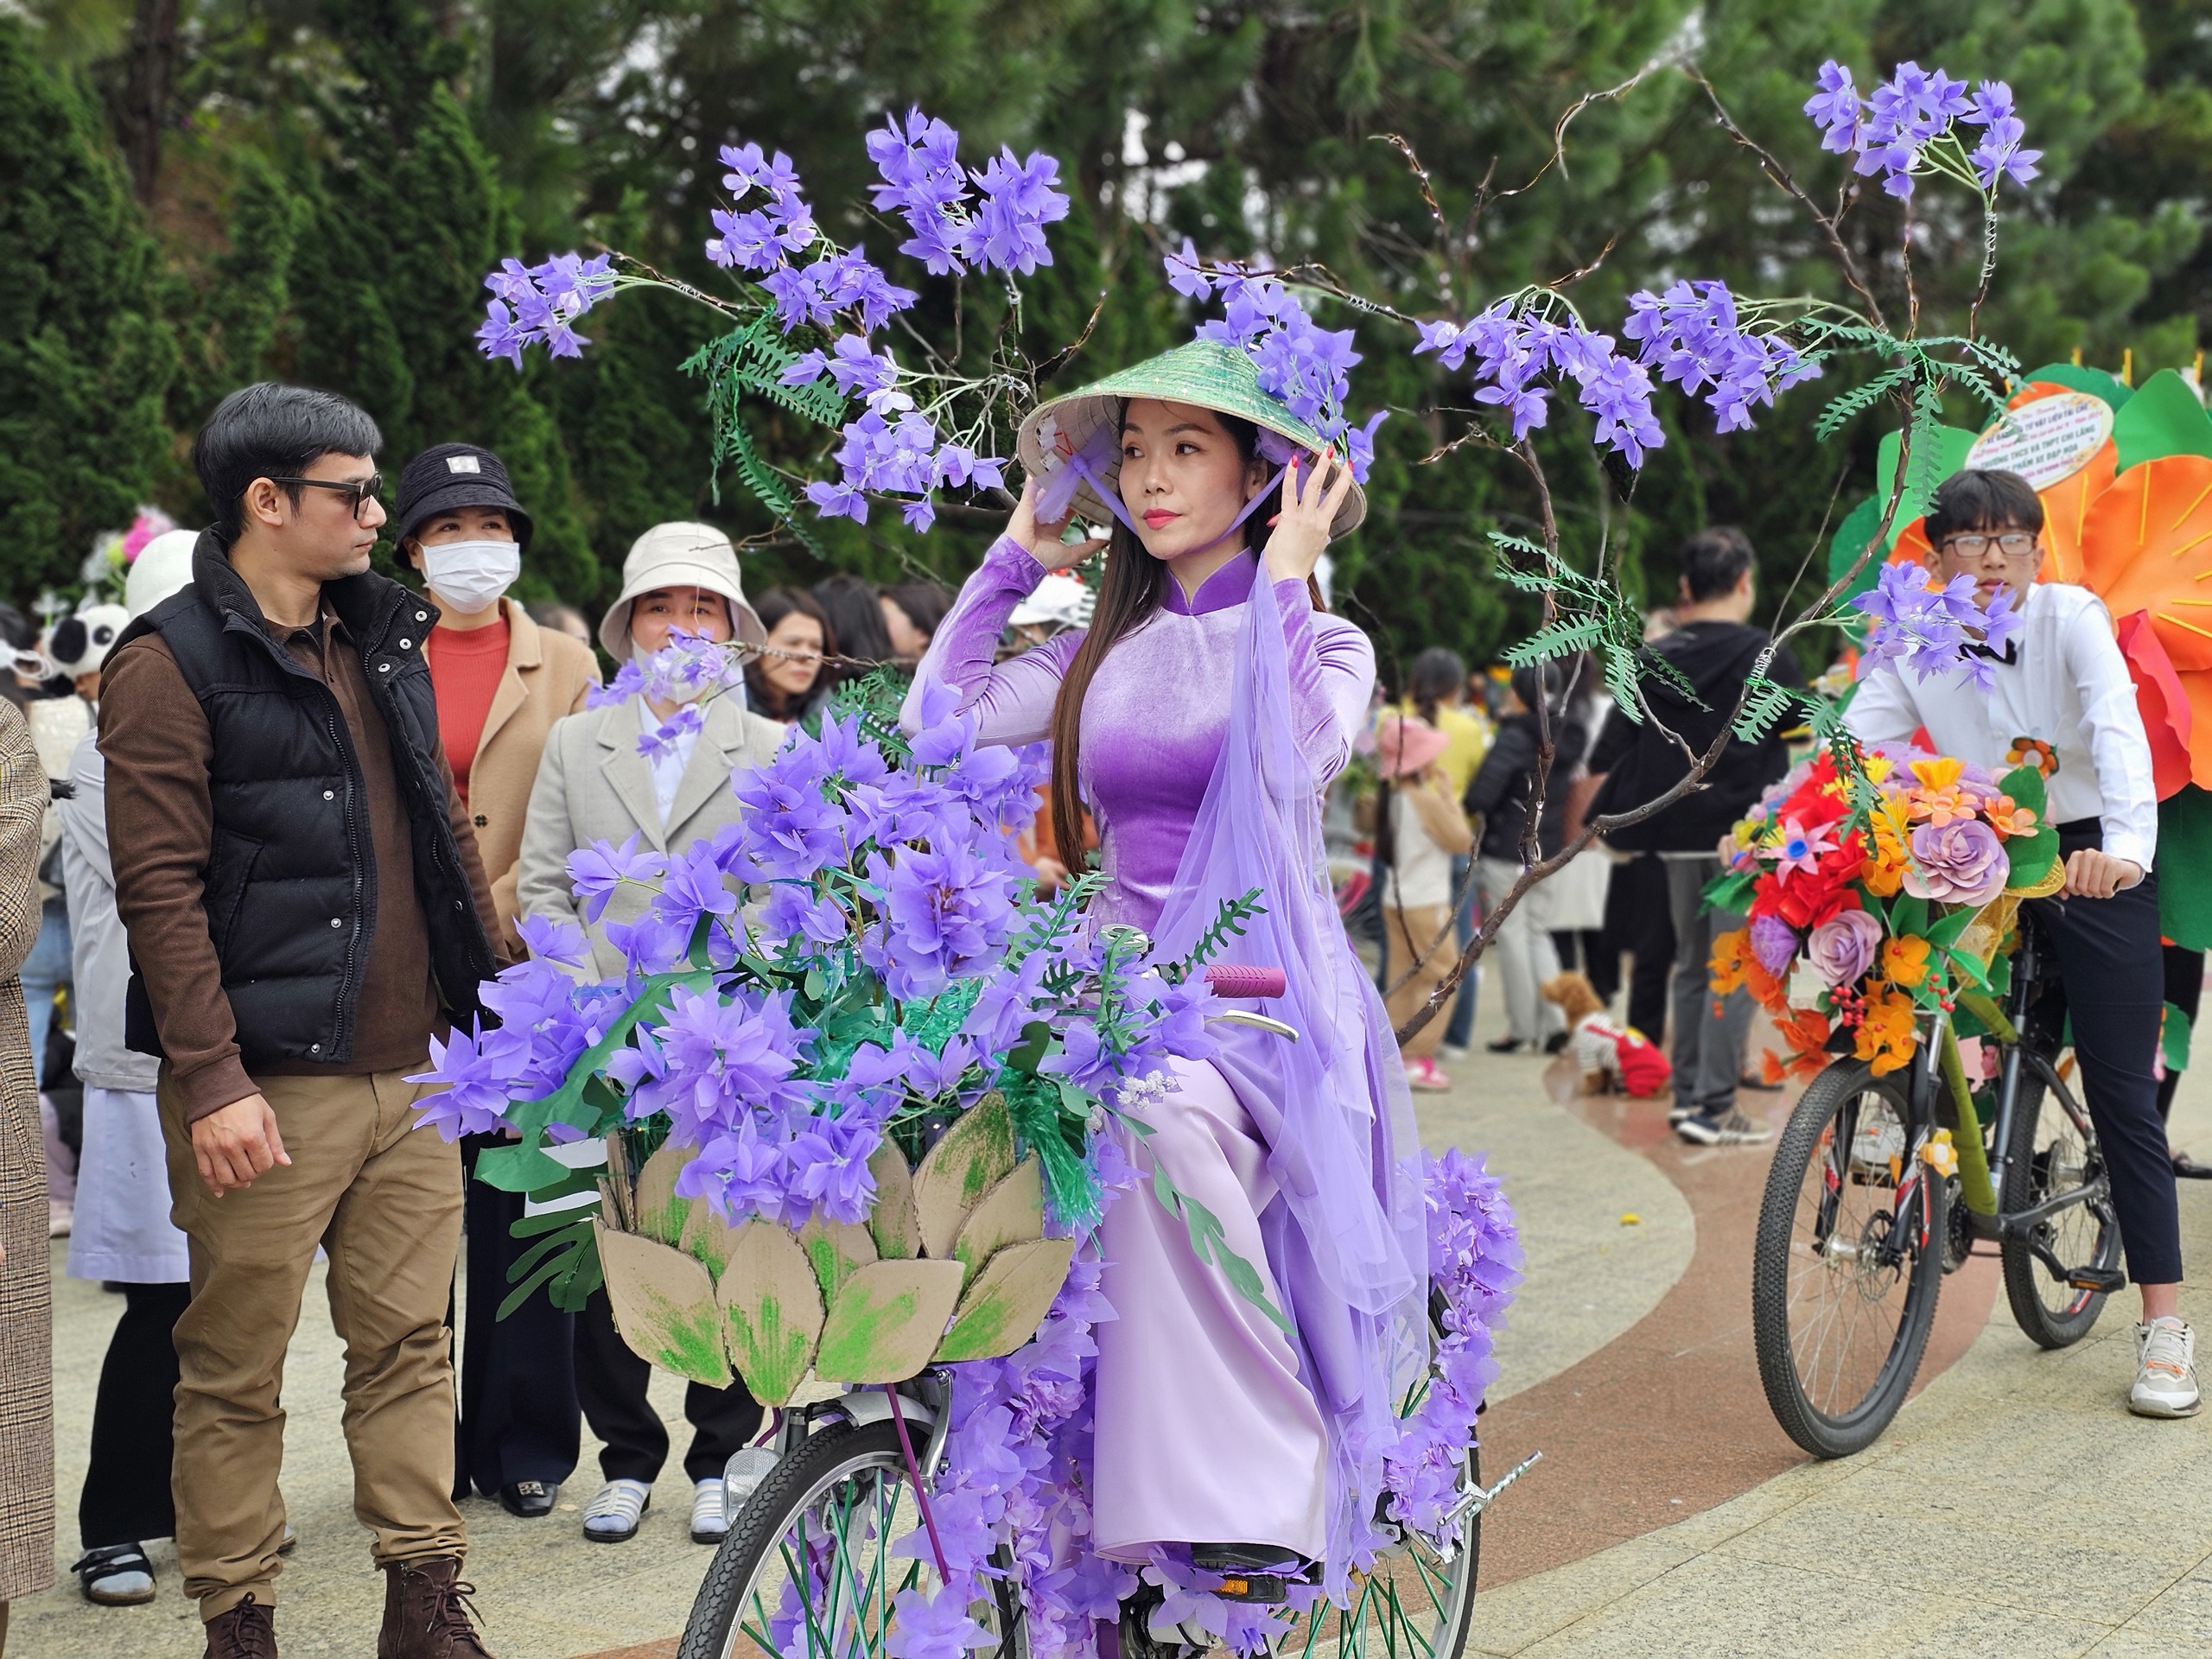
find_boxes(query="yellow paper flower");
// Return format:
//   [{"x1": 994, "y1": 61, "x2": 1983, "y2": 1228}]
[
  {"x1": 1882, "y1": 935, "x2": 1931, "y2": 988},
  {"x1": 1919, "y1": 1128, "x2": 1960, "y2": 1179},
  {"x1": 1909, "y1": 757, "x2": 1964, "y2": 792},
  {"x1": 1861, "y1": 754, "x2": 1894, "y2": 785},
  {"x1": 1853, "y1": 982, "x2": 1920, "y2": 1076},
  {"x1": 1709, "y1": 929, "x2": 1752, "y2": 996}
]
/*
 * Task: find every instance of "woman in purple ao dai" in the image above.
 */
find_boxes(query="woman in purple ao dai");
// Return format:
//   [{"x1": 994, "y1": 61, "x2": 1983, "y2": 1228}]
[{"x1": 905, "y1": 343, "x2": 1429, "y2": 1590}]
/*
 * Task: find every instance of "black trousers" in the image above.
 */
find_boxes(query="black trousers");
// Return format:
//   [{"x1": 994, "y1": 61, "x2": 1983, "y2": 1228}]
[
  {"x1": 1608, "y1": 855, "x2": 1675, "y2": 1039},
  {"x1": 2158, "y1": 944, "x2": 2203, "y2": 1124},
  {"x1": 576, "y1": 1287, "x2": 764, "y2": 1484},
  {"x1": 2025, "y1": 829, "x2": 2183, "y2": 1285},
  {"x1": 81, "y1": 1280, "x2": 190, "y2": 1549},
  {"x1": 454, "y1": 1142, "x2": 582, "y2": 1496}
]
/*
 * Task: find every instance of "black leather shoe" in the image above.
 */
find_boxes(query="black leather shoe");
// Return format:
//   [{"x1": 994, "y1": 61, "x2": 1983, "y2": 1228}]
[{"x1": 499, "y1": 1480, "x2": 557, "y2": 1518}]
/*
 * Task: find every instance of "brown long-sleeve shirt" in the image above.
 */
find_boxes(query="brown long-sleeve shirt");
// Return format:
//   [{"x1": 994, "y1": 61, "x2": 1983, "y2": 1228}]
[{"x1": 100, "y1": 607, "x2": 500, "y2": 1122}]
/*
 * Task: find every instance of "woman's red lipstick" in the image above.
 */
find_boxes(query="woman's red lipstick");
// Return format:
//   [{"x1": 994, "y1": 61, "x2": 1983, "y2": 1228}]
[{"x1": 1143, "y1": 509, "x2": 1179, "y2": 528}]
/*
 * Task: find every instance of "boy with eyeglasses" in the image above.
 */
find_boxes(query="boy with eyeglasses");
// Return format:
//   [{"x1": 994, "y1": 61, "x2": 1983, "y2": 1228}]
[{"x1": 1846, "y1": 467, "x2": 2194, "y2": 1418}]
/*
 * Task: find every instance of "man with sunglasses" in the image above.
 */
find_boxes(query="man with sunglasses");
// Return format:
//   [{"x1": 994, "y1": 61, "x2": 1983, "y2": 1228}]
[
  {"x1": 1846, "y1": 467, "x2": 2194, "y2": 1421},
  {"x1": 99, "y1": 384, "x2": 504, "y2": 1657}
]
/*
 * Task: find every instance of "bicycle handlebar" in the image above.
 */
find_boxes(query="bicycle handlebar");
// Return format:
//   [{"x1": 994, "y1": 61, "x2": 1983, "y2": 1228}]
[{"x1": 1203, "y1": 964, "x2": 1287, "y2": 1000}]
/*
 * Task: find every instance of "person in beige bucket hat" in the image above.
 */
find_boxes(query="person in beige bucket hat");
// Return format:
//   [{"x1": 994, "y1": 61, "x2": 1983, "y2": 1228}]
[{"x1": 596, "y1": 522, "x2": 766, "y2": 663}]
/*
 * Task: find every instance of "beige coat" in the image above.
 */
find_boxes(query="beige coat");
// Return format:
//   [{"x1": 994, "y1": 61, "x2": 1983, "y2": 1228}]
[
  {"x1": 448, "y1": 598, "x2": 601, "y2": 951},
  {"x1": 0, "y1": 699, "x2": 55, "y2": 1603},
  {"x1": 516, "y1": 695, "x2": 786, "y2": 980}
]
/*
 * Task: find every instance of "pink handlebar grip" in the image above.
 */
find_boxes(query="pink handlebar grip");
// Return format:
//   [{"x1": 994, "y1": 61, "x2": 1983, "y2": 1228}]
[{"x1": 1204, "y1": 964, "x2": 1287, "y2": 1000}]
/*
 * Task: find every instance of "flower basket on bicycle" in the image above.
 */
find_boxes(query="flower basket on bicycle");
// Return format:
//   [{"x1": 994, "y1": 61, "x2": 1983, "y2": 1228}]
[{"x1": 1713, "y1": 741, "x2": 2121, "y2": 1457}]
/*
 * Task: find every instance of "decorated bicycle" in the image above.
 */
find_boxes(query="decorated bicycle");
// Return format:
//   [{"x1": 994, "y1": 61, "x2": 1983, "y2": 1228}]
[{"x1": 416, "y1": 47, "x2": 2070, "y2": 1659}]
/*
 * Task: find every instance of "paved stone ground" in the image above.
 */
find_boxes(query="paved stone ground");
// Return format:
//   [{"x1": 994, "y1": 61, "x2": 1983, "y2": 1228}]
[{"x1": 17, "y1": 973, "x2": 2211, "y2": 1657}]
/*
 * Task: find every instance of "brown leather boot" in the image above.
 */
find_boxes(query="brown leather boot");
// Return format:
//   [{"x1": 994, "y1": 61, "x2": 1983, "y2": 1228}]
[
  {"x1": 377, "y1": 1557, "x2": 494, "y2": 1659},
  {"x1": 203, "y1": 1592, "x2": 278, "y2": 1657}
]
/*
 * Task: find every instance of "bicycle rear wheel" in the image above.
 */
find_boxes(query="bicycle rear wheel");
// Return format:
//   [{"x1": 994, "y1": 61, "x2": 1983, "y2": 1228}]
[
  {"x1": 1999, "y1": 1064, "x2": 2120, "y2": 1349},
  {"x1": 1751, "y1": 1058, "x2": 1945, "y2": 1458},
  {"x1": 679, "y1": 1418, "x2": 1024, "y2": 1659}
]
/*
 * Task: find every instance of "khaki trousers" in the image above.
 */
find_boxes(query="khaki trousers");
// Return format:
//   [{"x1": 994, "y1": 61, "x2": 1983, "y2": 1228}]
[
  {"x1": 157, "y1": 1066, "x2": 465, "y2": 1619},
  {"x1": 1383, "y1": 902, "x2": 1456, "y2": 1060}
]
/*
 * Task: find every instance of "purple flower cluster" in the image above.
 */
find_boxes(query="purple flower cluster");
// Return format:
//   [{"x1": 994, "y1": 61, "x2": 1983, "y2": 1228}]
[
  {"x1": 1853, "y1": 560, "x2": 2022, "y2": 692},
  {"x1": 1622, "y1": 280, "x2": 1822, "y2": 435},
  {"x1": 705, "y1": 141, "x2": 918, "y2": 334},
  {"x1": 806, "y1": 409, "x2": 1007, "y2": 532},
  {"x1": 1166, "y1": 242, "x2": 1387, "y2": 483},
  {"x1": 1805, "y1": 61, "x2": 2041, "y2": 198},
  {"x1": 476, "y1": 252, "x2": 618, "y2": 367},
  {"x1": 868, "y1": 107, "x2": 1073, "y2": 278},
  {"x1": 1414, "y1": 302, "x2": 1667, "y2": 465},
  {"x1": 1380, "y1": 1149, "x2": 1522, "y2": 1546}
]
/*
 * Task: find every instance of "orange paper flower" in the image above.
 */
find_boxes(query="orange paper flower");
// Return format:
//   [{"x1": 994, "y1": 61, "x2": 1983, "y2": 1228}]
[
  {"x1": 1709, "y1": 929, "x2": 1752, "y2": 997},
  {"x1": 1743, "y1": 953, "x2": 1793, "y2": 1014},
  {"x1": 1982, "y1": 795, "x2": 2037, "y2": 839},
  {"x1": 1881, "y1": 935, "x2": 1930, "y2": 988},
  {"x1": 1767, "y1": 1005, "x2": 1834, "y2": 1081},
  {"x1": 1853, "y1": 983, "x2": 1920, "y2": 1076}
]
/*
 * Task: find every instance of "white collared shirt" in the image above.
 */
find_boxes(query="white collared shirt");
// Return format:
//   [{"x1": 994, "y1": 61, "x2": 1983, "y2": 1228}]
[
  {"x1": 1844, "y1": 582, "x2": 2157, "y2": 870},
  {"x1": 638, "y1": 696, "x2": 702, "y2": 828}
]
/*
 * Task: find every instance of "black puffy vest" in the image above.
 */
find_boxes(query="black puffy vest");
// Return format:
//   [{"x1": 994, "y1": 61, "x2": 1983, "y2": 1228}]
[{"x1": 120, "y1": 533, "x2": 497, "y2": 1065}]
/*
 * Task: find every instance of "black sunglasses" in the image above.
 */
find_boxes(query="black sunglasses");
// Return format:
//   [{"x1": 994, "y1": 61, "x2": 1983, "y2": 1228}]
[{"x1": 267, "y1": 473, "x2": 384, "y2": 523}]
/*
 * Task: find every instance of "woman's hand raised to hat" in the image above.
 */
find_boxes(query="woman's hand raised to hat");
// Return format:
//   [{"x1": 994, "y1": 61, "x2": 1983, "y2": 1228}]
[
  {"x1": 1265, "y1": 448, "x2": 1355, "y2": 585},
  {"x1": 1007, "y1": 478, "x2": 1085, "y2": 569}
]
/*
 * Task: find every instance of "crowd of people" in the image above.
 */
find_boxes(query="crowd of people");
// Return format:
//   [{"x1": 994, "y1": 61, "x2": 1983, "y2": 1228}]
[
  {"x1": 0, "y1": 372, "x2": 2202, "y2": 1659},
  {"x1": 0, "y1": 385, "x2": 961, "y2": 1658}
]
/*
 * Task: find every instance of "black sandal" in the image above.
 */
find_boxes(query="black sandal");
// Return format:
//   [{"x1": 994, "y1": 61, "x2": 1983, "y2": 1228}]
[
  {"x1": 73, "y1": 1542, "x2": 156, "y2": 1605},
  {"x1": 2173, "y1": 1152, "x2": 2212, "y2": 1180}
]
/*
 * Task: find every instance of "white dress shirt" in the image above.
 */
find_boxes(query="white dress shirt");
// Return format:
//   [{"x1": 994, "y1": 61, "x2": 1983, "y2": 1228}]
[
  {"x1": 1844, "y1": 582, "x2": 2157, "y2": 870},
  {"x1": 639, "y1": 695, "x2": 702, "y2": 828}
]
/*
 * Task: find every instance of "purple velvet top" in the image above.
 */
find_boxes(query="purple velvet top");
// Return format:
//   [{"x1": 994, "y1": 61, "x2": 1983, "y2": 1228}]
[{"x1": 906, "y1": 536, "x2": 1376, "y2": 931}]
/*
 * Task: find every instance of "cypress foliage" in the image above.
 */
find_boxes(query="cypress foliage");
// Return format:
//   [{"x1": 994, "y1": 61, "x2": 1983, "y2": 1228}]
[{"x1": 0, "y1": 15, "x2": 176, "y2": 597}]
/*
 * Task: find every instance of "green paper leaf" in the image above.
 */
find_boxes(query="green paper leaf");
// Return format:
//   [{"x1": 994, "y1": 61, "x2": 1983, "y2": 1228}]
[
  {"x1": 1997, "y1": 764, "x2": 2047, "y2": 819},
  {"x1": 474, "y1": 1140, "x2": 569, "y2": 1195},
  {"x1": 1890, "y1": 893, "x2": 1930, "y2": 942},
  {"x1": 2113, "y1": 370, "x2": 2212, "y2": 470},
  {"x1": 2014, "y1": 363, "x2": 2133, "y2": 412},
  {"x1": 1926, "y1": 906, "x2": 1976, "y2": 949},
  {"x1": 2164, "y1": 1003, "x2": 2194, "y2": 1076},
  {"x1": 2005, "y1": 825, "x2": 2058, "y2": 885},
  {"x1": 2160, "y1": 787, "x2": 2212, "y2": 950},
  {"x1": 1827, "y1": 494, "x2": 1886, "y2": 611},
  {"x1": 1700, "y1": 868, "x2": 1757, "y2": 917}
]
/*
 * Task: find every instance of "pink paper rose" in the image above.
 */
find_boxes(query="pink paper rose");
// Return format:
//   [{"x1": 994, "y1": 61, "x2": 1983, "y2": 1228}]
[
  {"x1": 1806, "y1": 907, "x2": 1884, "y2": 988},
  {"x1": 1904, "y1": 817, "x2": 2006, "y2": 906}
]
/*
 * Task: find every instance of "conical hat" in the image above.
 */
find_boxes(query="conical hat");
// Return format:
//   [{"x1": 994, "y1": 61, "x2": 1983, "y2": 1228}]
[{"x1": 1015, "y1": 340, "x2": 1366, "y2": 537}]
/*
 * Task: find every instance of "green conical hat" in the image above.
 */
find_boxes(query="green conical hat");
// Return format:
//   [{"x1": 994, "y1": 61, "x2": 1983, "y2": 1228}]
[{"x1": 1016, "y1": 339, "x2": 1366, "y2": 538}]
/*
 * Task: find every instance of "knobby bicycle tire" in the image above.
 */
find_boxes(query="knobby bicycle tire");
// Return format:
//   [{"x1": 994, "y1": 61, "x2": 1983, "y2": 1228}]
[
  {"x1": 678, "y1": 1418, "x2": 1026, "y2": 1659},
  {"x1": 1998, "y1": 1064, "x2": 2120, "y2": 1350},
  {"x1": 1751, "y1": 1058, "x2": 1946, "y2": 1459}
]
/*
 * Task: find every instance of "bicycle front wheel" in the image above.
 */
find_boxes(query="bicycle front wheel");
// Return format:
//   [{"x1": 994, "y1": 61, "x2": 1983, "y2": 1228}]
[
  {"x1": 679, "y1": 1418, "x2": 1025, "y2": 1659},
  {"x1": 1999, "y1": 1063, "x2": 2120, "y2": 1349},
  {"x1": 1751, "y1": 1058, "x2": 1945, "y2": 1458}
]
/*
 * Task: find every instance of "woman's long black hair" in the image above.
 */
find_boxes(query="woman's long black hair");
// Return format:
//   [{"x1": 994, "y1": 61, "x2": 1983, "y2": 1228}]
[{"x1": 1045, "y1": 406, "x2": 1315, "y2": 874}]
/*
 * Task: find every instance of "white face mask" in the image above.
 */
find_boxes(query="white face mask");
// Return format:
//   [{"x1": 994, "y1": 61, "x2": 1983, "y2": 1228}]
[{"x1": 420, "y1": 539, "x2": 519, "y2": 615}]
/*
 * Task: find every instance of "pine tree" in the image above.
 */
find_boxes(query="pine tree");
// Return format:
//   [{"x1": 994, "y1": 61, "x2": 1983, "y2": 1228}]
[{"x1": 0, "y1": 14, "x2": 176, "y2": 597}]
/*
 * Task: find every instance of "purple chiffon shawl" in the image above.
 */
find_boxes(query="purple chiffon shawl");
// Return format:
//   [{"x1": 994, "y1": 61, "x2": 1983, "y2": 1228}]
[{"x1": 1143, "y1": 557, "x2": 1429, "y2": 1580}]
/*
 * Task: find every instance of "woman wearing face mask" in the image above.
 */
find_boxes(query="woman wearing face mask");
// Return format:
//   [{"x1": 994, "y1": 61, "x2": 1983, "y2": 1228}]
[
  {"x1": 392, "y1": 442, "x2": 601, "y2": 955},
  {"x1": 517, "y1": 522, "x2": 789, "y2": 1549},
  {"x1": 906, "y1": 341, "x2": 1421, "y2": 1611},
  {"x1": 390, "y1": 443, "x2": 603, "y2": 1530}
]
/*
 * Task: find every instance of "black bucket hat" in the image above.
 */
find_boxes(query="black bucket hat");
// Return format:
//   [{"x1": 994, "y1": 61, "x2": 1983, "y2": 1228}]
[{"x1": 392, "y1": 442, "x2": 535, "y2": 552}]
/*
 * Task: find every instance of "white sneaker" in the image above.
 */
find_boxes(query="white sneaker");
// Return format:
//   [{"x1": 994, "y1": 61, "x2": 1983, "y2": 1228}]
[
  {"x1": 690, "y1": 1477, "x2": 728, "y2": 1544},
  {"x1": 2131, "y1": 1319, "x2": 2202, "y2": 1418},
  {"x1": 582, "y1": 1478, "x2": 651, "y2": 1542},
  {"x1": 1439, "y1": 1044, "x2": 1470, "y2": 1062}
]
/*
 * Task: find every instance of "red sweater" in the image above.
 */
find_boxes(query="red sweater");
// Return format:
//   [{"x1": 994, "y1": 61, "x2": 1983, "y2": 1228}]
[{"x1": 426, "y1": 617, "x2": 509, "y2": 804}]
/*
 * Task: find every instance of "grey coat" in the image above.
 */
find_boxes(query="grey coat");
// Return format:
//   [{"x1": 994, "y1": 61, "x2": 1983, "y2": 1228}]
[{"x1": 516, "y1": 695, "x2": 786, "y2": 981}]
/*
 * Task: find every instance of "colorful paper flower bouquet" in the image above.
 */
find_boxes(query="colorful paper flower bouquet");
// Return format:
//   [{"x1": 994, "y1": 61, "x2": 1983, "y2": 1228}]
[{"x1": 1706, "y1": 743, "x2": 2065, "y2": 1084}]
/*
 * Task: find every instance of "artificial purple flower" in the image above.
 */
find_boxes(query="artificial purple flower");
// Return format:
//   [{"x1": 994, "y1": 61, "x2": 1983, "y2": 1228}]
[
  {"x1": 885, "y1": 1586, "x2": 995, "y2": 1659},
  {"x1": 408, "y1": 1025, "x2": 517, "y2": 1140},
  {"x1": 682, "y1": 1120, "x2": 798, "y2": 1226},
  {"x1": 1806, "y1": 908, "x2": 1884, "y2": 988},
  {"x1": 782, "y1": 1110, "x2": 882, "y2": 1224},
  {"x1": 970, "y1": 148, "x2": 1071, "y2": 275},
  {"x1": 1165, "y1": 237, "x2": 1213, "y2": 300},
  {"x1": 1748, "y1": 913, "x2": 1800, "y2": 976},
  {"x1": 568, "y1": 832, "x2": 666, "y2": 924},
  {"x1": 760, "y1": 883, "x2": 851, "y2": 948},
  {"x1": 516, "y1": 913, "x2": 589, "y2": 967},
  {"x1": 476, "y1": 252, "x2": 618, "y2": 366},
  {"x1": 1905, "y1": 817, "x2": 2008, "y2": 906}
]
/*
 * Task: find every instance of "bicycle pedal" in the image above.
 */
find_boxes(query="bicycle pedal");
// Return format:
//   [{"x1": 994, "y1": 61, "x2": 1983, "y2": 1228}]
[
  {"x1": 1213, "y1": 1573, "x2": 1288, "y2": 1604},
  {"x1": 2067, "y1": 1266, "x2": 2126, "y2": 1294}
]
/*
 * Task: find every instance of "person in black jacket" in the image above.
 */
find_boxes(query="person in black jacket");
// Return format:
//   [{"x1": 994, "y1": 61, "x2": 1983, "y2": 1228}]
[
  {"x1": 1467, "y1": 661, "x2": 1588, "y2": 1053},
  {"x1": 1586, "y1": 527, "x2": 1802, "y2": 1144}
]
